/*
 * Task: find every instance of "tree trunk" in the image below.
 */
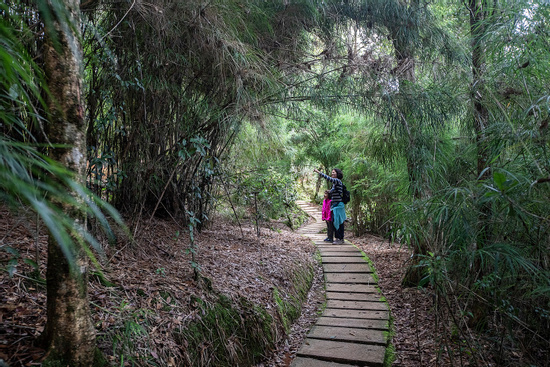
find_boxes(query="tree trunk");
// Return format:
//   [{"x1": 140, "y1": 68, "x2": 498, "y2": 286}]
[
  {"x1": 390, "y1": 1, "x2": 429, "y2": 287},
  {"x1": 41, "y1": 0, "x2": 96, "y2": 365},
  {"x1": 468, "y1": 0, "x2": 491, "y2": 330},
  {"x1": 470, "y1": 0, "x2": 490, "y2": 182}
]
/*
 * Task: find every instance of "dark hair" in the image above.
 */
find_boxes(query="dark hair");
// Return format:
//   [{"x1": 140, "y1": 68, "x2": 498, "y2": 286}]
[
  {"x1": 324, "y1": 190, "x2": 331, "y2": 198},
  {"x1": 333, "y1": 168, "x2": 343, "y2": 179}
]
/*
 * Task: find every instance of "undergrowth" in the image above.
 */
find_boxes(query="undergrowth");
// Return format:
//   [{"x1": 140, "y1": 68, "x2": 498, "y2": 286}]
[
  {"x1": 175, "y1": 294, "x2": 277, "y2": 366},
  {"x1": 273, "y1": 261, "x2": 314, "y2": 333}
]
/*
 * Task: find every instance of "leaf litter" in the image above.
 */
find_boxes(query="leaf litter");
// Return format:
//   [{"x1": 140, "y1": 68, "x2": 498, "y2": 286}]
[{"x1": 1, "y1": 204, "x2": 526, "y2": 366}]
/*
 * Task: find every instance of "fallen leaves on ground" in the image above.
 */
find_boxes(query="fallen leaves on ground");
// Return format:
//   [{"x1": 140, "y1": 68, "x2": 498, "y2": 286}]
[
  {"x1": 2, "y1": 204, "x2": 534, "y2": 367},
  {"x1": 0, "y1": 205, "x2": 322, "y2": 367}
]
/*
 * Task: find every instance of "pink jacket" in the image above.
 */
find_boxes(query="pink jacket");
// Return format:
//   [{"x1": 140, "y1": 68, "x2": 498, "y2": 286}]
[{"x1": 322, "y1": 199, "x2": 332, "y2": 221}]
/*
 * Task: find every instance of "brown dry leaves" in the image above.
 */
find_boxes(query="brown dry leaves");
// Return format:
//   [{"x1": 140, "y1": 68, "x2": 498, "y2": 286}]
[
  {"x1": 0, "y1": 206, "x2": 321, "y2": 366},
  {"x1": 1, "y1": 203, "x2": 499, "y2": 367},
  {"x1": 352, "y1": 233, "x2": 496, "y2": 367}
]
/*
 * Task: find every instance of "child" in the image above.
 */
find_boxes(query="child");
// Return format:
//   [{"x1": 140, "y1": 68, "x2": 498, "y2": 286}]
[{"x1": 322, "y1": 190, "x2": 334, "y2": 242}]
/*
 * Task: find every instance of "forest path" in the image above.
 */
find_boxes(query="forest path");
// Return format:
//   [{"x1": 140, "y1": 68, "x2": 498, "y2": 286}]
[{"x1": 292, "y1": 201, "x2": 391, "y2": 367}]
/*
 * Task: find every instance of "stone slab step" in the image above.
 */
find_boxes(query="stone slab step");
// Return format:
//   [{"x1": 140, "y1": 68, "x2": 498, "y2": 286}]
[
  {"x1": 316, "y1": 316, "x2": 389, "y2": 331},
  {"x1": 320, "y1": 250, "x2": 359, "y2": 254},
  {"x1": 291, "y1": 357, "x2": 357, "y2": 367},
  {"x1": 317, "y1": 250, "x2": 363, "y2": 256},
  {"x1": 326, "y1": 292, "x2": 383, "y2": 302},
  {"x1": 326, "y1": 300, "x2": 388, "y2": 311},
  {"x1": 316, "y1": 244, "x2": 355, "y2": 247},
  {"x1": 321, "y1": 257, "x2": 369, "y2": 264},
  {"x1": 325, "y1": 284, "x2": 379, "y2": 293},
  {"x1": 322, "y1": 308, "x2": 390, "y2": 320},
  {"x1": 317, "y1": 243, "x2": 353, "y2": 248},
  {"x1": 319, "y1": 251, "x2": 364, "y2": 258},
  {"x1": 324, "y1": 273, "x2": 376, "y2": 284},
  {"x1": 296, "y1": 338, "x2": 385, "y2": 367},
  {"x1": 323, "y1": 264, "x2": 373, "y2": 273},
  {"x1": 318, "y1": 245, "x2": 360, "y2": 250},
  {"x1": 307, "y1": 325, "x2": 387, "y2": 346}
]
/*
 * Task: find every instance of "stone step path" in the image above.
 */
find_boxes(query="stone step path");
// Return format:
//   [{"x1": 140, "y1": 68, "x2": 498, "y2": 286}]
[{"x1": 291, "y1": 200, "x2": 390, "y2": 367}]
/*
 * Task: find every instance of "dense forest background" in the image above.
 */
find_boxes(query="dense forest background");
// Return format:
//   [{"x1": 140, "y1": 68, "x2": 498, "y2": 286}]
[{"x1": 1, "y1": 0, "x2": 549, "y2": 366}]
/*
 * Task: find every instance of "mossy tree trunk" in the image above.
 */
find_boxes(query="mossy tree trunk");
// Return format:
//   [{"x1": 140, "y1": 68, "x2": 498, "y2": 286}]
[{"x1": 41, "y1": 0, "x2": 96, "y2": 364}]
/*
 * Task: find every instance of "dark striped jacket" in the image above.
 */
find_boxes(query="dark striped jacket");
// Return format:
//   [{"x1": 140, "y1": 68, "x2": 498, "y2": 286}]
[{"x1": 318, "y1": 172, "x2": 343, "y2": 203}]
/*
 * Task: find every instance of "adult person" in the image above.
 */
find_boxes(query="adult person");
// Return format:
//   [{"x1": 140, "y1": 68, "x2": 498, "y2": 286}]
[{"x1": 314, "y1": 168, "x2": 346, "y2": 244}]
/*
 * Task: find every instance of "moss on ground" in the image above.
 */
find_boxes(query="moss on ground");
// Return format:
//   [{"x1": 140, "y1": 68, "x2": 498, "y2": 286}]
[{"x1": 383, "y1": 315, "x2": 397, "y2": 366}]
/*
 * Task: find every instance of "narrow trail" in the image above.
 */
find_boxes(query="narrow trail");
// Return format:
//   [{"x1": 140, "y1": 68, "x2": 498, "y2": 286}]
[{"x1": 292, "y1": 200, "x2": 391, "y2": 367}]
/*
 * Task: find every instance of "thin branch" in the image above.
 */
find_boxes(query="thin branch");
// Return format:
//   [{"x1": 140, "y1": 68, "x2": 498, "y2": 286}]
[{"x1": 101, "y1": 0, "x2": 136, "y2": 41}]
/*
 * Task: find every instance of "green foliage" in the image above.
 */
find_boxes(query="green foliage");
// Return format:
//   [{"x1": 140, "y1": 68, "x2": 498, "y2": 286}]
[
  {"x1": 341, "y1": 153, "x2": 406, "y2": 237},
  {"x1": 288, "y1": 110, "x2": 345, "y2": 171},
  {"x1": 3, "y1": 0, "x2": 550, "y2": 363},
  {"x1": 395, "y1": 157, "x2": 550, "y2": 355},
  {"x1": 1, "y1": 245, "x2": 43, "y2": 283},
  {"x1": 0, "y1": 1, "x2": 126, "y2": 277},
  {"x1": 107, "y1": 305, "x2": 152, "y2": 366},
  {"x1": 243, "y1": 168, "x2": 296, "y2": 220},
  {"x1": 82, "y1": 0, "x2": 321, "y2": 226},
  {"x1": 220, "y1": 165, "x2": 305, "y2": 229},
  {"x1": 278, "y1": 0, "x2": 550, "y2": 362},
  {"x1": 220, "y1": 121, "x2": 306, "y2": 228}
]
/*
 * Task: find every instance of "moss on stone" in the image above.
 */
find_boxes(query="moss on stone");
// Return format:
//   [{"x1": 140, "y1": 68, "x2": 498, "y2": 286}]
[
  {"x1": 273, "y1": 262, "x2": 314, "y2": 333},
  {"x1": 172, "y1": 260, "x2": 315, "y2": 366},
  {"x1": 175, "y1": 295, "x2": 276, "y2": 366}
]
